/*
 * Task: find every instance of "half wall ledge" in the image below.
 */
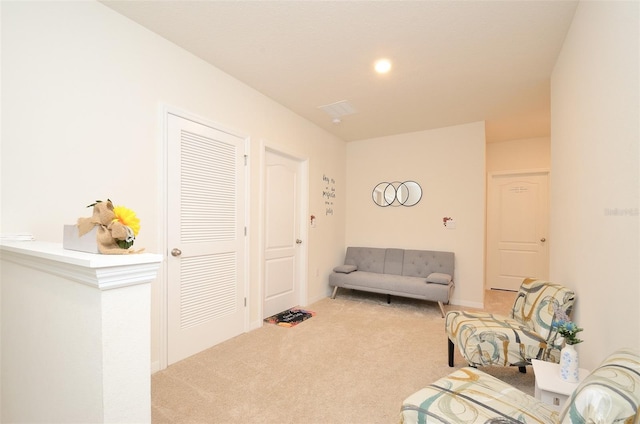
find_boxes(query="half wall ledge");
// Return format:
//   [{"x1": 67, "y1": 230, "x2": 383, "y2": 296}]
[
  {"x1": 0, "y1": 240, "x2": 162, "y2": 424},
  {"x1": 0, "y1": 240, "x2": 162, "y2": 290}
]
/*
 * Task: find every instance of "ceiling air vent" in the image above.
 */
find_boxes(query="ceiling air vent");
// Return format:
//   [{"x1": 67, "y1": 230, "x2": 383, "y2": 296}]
[{"x1": 318, "y1": 100, "x2": 356, "y2": 124}]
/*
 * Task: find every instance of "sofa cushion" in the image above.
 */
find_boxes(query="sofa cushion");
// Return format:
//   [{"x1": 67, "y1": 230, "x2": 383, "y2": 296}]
[
  {"x1": 333, "y1": 264, "x2": 357, "y2": 274},
  {"x1": 402, "y1": 250, "x2": 455, "y2": 278},
  {"x1": 329, "y1": 271, "x2": 452, "y2": 303},
  {"x1": 344, "y1": 247, "x2": 386, "y2": 273},
  {"x1": 331, "y1": 271, "x2": 413, "y2": 292},
  {"x1": 426, "y1": 272, "x2": 452, "y2": 285},
  {"x1": 383, "y1": 248, "x2": 404, "y2": 275}
]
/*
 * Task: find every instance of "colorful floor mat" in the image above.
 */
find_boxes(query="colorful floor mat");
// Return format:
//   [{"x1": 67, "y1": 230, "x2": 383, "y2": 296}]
[{"x1": 264, "y1": 308, "x2": 316, "y2": 327}]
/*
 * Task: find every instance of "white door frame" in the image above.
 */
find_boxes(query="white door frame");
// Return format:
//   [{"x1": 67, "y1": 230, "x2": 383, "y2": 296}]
[
  {"x1": 156, "y1": 104, "x2": 250, "y2": 371},
  {"x1": 257, "y1": 140, "x2": 309, "y2": 325},
  {"x1": 485, "y1": 168, "x2": 550, "y2": 291}
]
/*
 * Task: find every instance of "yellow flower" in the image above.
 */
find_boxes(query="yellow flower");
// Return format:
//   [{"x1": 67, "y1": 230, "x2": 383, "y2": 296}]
[{"x1": 112, "y1": 205, "x2": 140, "y2": 237}]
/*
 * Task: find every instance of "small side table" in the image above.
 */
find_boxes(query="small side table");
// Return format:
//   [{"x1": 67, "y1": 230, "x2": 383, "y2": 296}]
[{"x1": 532, "y1": 359, "x2": 589, "y2": 411}]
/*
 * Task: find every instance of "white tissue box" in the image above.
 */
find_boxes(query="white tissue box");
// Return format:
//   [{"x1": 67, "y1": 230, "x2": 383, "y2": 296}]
[{"x1": 63, "y1": 225, "x2": 100, "y2": 254}]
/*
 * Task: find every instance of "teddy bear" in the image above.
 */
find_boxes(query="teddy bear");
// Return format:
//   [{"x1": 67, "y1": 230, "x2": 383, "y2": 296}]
[{"x1": 77, "y1": 199, "x2": 140, "y2": 254}]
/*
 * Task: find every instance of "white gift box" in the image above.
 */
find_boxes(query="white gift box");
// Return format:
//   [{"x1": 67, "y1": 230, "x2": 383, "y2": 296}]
[{"x1": 63, "y1": 225, "x2": 100, "y2": 254}]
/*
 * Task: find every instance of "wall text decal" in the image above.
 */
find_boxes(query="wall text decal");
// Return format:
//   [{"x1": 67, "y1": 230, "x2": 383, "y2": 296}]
[{"x1": 322, "y1": 174, "x2": 336, "y2": 216}]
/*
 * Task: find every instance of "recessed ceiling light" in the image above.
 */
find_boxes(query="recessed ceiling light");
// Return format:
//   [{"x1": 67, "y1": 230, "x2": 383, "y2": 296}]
[{"x1": 374, "y1": 58, "x2": 392, "y2": 74}]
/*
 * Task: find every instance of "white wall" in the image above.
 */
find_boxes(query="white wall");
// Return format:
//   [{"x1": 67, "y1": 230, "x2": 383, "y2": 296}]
[
  {"x1": 345, "y1": 122, "x2": 486, "y2": 307},
  {"x1": 550, "y1": 1, "x2": 639, "y2": 369},
  {"x1": 1, "y1": 1, "x2": 346, "y2": 370},
  {"x1": 485, "y1": 136, "x2": 550, "y2": 290},
  {"x1": 486, "y1": 136, "x2": 550, "y2": 173}
]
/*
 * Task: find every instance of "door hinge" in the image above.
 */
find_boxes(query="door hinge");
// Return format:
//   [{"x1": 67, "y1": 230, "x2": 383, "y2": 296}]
[
  {"x1": 244, "y1": 297, "x2": 247, "y2": 307},
  {"x1": 244, "y1": 226, "x2": 247, "y2": 236},
  {"x1": 244, "y1": 155, "x2": 248, "y2": 166}
]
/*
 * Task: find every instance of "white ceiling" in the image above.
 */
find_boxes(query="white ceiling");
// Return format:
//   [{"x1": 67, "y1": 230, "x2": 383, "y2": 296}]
[{"x1": 101, "y1": 0, "x2": 578, "y2": 142}]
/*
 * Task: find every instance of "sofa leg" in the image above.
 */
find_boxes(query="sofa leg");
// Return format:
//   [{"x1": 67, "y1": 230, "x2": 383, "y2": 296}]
[
  {"x1": 330, "y1": 286, "x2": 338, "y2": 299},
  {"x1": 519, "y1": 366, "x2": 526, "y2": 374},
  {"x1": 387, "y1": 294, "x2": 391, "y2": 304},
  {"x1": 448, "y1": 338, "x2": 454, "y2": 367},
  {"x1": 438, "y1": 301, "x2": 446, "y2": 318}
]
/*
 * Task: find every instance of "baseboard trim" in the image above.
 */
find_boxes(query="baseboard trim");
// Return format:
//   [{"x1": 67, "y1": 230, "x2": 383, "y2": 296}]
[
  {"x1": 449, "y1": 299, "x2": 484, "y2": 309},
  {"x1": 250, "y1": 319, "x2": 263, "y2": 330}
]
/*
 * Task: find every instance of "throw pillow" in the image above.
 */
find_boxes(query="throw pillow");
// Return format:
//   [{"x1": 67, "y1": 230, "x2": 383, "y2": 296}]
[
  {"x1": 426, "y1": 272, "x2": 452, "y2": 285},
  {"x1": 334, "y1": 264, "x2": 358, "y2": 274}
]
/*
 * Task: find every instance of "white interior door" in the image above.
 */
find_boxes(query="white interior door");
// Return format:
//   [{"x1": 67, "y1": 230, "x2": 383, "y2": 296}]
[
  {"x1": 263, "y1": 150, "x2": 302, "y2": 318},
  {"x1": 166, "y1": 113, "x2": 246, "y2": 365},
  {"x1": 486, "y1": 171, "x2": 549, "y2": 291}
]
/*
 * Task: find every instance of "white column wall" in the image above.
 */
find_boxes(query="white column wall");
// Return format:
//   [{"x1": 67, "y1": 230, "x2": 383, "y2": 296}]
[
  {"x1": 0, "y1": 241, "x2": 161, "y2": 423},
  {"x1": 550, "y1": 1, "x2": 639, "y2": 368}
]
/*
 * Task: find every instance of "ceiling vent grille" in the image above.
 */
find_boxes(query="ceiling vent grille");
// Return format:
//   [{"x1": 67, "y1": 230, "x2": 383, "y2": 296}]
[{"x1": 318, "y1": 100, "x2": 357, "y2": 118}]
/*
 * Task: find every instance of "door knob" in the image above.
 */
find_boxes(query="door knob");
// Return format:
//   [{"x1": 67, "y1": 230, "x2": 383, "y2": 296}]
[
  {"x1": 540, "y1": 238, "x2": 546, "y2": 242},
  {"x1": 171, "y1": 248, "x2": 182, "y2": 257},
  {"x1": 296, "y1": 239, "x2": 302, "y2": 244}
]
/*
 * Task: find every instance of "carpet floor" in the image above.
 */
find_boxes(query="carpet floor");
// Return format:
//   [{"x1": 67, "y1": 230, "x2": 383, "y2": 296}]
[{"x1": 152, "y1": 289, "x2": 533, "y2": 423}]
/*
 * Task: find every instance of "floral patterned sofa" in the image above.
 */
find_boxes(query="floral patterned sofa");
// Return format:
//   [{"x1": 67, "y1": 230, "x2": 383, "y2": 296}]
[{"x1": 400, "y1": 348, "x2": 640, "y2": 424}]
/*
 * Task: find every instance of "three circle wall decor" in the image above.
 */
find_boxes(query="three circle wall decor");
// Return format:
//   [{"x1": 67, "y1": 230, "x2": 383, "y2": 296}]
[{"x1": 372, "y1": 181, "x2": 422, "y2": 207}]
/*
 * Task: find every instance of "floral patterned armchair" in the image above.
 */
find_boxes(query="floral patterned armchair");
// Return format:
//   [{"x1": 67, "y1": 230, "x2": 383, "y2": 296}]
[
  {"x1": 445, "y1": 278, "x2": 575, "y2": 371},
  {"x1": 401, "y1": 348, "x2": 640, "y2": 424}
]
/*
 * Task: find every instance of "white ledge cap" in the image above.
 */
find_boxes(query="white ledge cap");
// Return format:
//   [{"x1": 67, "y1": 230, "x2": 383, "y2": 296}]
[{"x1": 1, "y1": 240, "x2": 163, "y2": 290}]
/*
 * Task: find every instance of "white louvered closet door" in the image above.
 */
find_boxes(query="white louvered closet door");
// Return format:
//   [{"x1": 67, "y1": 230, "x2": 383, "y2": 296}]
[{"x1": 167, "y1": 113, "x2": 246, "y2": 365}]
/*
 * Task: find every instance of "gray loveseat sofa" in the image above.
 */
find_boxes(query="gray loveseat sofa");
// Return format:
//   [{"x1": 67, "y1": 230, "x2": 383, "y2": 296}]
[{"x1": 329, "y1": 247, "x2": 454, "y2": 317}]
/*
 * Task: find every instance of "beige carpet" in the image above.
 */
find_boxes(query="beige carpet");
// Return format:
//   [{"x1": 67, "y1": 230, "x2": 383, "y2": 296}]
[{"x1": 152, "y1": 289, "x2": 534, "y2": 423}]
